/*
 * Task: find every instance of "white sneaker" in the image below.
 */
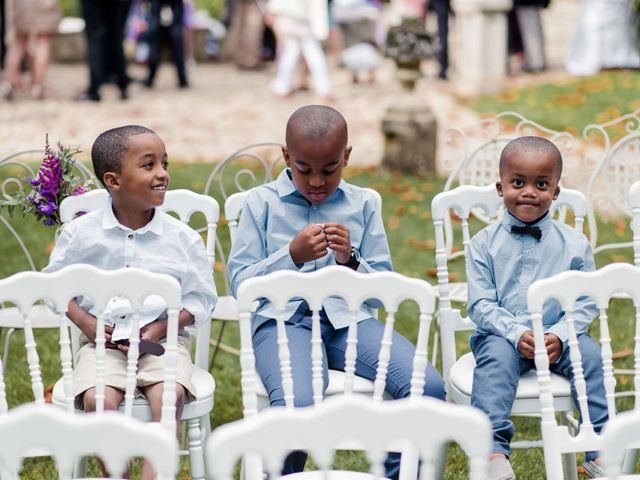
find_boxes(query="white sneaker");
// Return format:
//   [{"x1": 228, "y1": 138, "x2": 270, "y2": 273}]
[{"x1": 487, "y1": 457, "x2": 516, "y2": 480}]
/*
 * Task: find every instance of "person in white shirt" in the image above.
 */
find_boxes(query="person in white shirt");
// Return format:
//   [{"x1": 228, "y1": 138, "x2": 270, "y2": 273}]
[{"x1": 44, "y1": 125, "x2": 217, "y2": 480}]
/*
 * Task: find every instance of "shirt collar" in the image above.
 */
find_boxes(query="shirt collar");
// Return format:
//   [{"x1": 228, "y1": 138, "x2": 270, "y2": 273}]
[
  {"x1": 275, "y1": 168, "x2": 347, "y2": 201},
  {"x1": 501, "y1": 210, "x2": 551, "y2": 237},
  {"x1": 101, "y1": 197, "x2": 164, "y2": 235}
]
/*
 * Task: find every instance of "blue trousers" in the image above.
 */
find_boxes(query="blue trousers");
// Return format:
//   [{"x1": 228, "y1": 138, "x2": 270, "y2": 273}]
[
  {"x1": 471, "y1": 333, "x2": 608, "y2": 461},
  {"x1": 253, "y1": 313, "x2": 446, "y2": 479}
]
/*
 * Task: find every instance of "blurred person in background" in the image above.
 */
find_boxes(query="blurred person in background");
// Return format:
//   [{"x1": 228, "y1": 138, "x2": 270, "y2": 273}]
[
  {"x1": 513, "y1": 0, "x2": 549, "y2": 73},
  {"x1": 2, "y1": 0, "x2": 61, "y2": 100},
  {"x1": 565, "y1": 0, "x2": 640, "y2": 75},
  {"x1": 266, "y1": 0, "x2": 331, "y2": 99},
  {"x1": 76, "y1": 0, "x2": 131, "y2": 101},
  {"x1": 144, "y1": 0, "x2": 188, "y2": 88}
]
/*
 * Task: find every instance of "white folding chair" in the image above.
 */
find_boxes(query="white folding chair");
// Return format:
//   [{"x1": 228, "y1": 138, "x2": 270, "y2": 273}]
[
  {"x1": 628, "y1": 180, "x2": 640, "y2": 267},
  {"x1": 207, "y1": 395, "x2": 491, "y2": 480},
  {"x1": 528, "y1": 262, "x2": 640, "y2": 479},
  {"x1": 236, "y1": 266, "x2": 438, "y2": 479},
  {"x1": 58, "y1": 190, "x2": 218, "y2": 480},
  {"x1": 601, "y1": 409, "x2": 640, "y2": 479},
  {"x1": 584, "y1": 108, "x2": 640, "y2": 259},
  {"x1": 431, "y1": 184, "x2": 588, "y2": 475},
  {"x1": 0, "y1": 150, "x2": 96, "y2": 374},
  {"x1": 0, "y1": 403, "x2": 177, "y2": 480},
  {"x1": 202, "y1": 143, "x2": 285, "y2": 366}
]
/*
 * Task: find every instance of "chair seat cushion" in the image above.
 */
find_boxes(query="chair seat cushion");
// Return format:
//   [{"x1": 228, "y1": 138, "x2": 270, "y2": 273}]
[
  {"x1": 0, "y1": 305, "x2": 59, "y2": 329},
  {"x1": 211, "y1": 295, "x2": 239, "y2": 321},
  {"x1": 256, "y1": 369, "x2": 392, "y2": 401},
  {"x1": 449, "y1": 352, "x2": 572, "y2": 402},
  {"x1": 281, "y1": 471, "x2": 389, "y2": 479}
]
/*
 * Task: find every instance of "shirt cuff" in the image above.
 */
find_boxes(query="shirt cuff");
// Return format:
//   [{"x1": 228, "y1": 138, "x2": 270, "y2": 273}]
[
  {"x1": 545, "y1": 324, "x2": 569, "y2": 349},
  {"x1": 509, "y1": 324, "x2": 531, "y2": 351}
]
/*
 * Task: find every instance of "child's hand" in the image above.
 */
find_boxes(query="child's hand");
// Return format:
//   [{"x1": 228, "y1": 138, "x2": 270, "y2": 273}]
[
  {"x1": 140, "y1": 319, "x2": 167, "y2": 343},
  {"x1": 289, "y1": 224, "x2": 329, "y2": 264},
  {"x1": 545, "y1": 333, "x2": 562, "y2": 363},
  {"x1": 323, "y1": 223, "x2": 351, "y2": 264},
  {"x1": 517, "y1": 330, "x2": 535, "y2": 359},
  {"x1": 67, "y1": 299, "x2": 118, "y2": 349}
]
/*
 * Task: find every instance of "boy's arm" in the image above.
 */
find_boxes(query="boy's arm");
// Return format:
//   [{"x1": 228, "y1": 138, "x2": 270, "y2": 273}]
[
  {"x1": 140, "y1": 309, "x2": 195, "y2": 342},
  {"x1": 350, "y1": 194, "x2": 393, "y2": 274},
  {"x1": 42, "y1": 223, "x2": 76, "y2": 274},
  {"x1": 179, "y1": 232, "x2": 218, "y2": 329},
  {"x1": 228, "y1": 196, "x2": 301, "y2": 297},
  {"x1": 466, "y1": 233, "x2": 530, "y2": 349},
  {"x1": 545, "y1": 241, "x2": 598, "y2": 349},
  {"x1": 66, "y1": 299, "x2": 116, "y2": 347}
]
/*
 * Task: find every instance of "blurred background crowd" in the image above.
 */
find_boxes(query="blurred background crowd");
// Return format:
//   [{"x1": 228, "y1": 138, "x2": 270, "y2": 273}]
[{"x1": 0, "y1": 0, "x2": 638, "y2": 102}]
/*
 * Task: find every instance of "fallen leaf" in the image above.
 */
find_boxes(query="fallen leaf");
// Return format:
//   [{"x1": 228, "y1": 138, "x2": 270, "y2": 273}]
[
  {"x1": 214, "y1": 261, "x2": 225, "y2": 272},
  {"x1": 422, "y1": 211, "x2": 432, "y2": 220},
  {"x1": 420, "y1": 182, "x2": 435, "y2": 192},
  {"x1": 425, "y1": 267, "x2": 456, "y2": 282},
  {"x1": 219, "y1": 215, "x2": 228, "y2": 226},
  {"x1": 620, "y1": 375, "x2": 628, "y2": 386},
  {"x1": 415, "y1": 240, "x2": 436, "y2": 250},
  {"x1": 45, "y1": 242, "x2": 55, "y2": 255},
  {"x1": 611, "y1": 255, "x2": 627, "y2": 263},
  {"x1": 395, "y1": 205, "x2": 407, "y2": 216},
  {"x1": 400, "y1": 191, "x2": 424, "y2": 202},
  {"x1": 388, "y1": 216, "x2": 400, "y2": 231},
  {"x1": 391, "y1": 171, "x2": 403, "y2": 181},
  {"x1": 612, "y1": 348, "x2": 633, "y2": 359},
  {"x1": 409, "y1": 205, "x2": 418, "y2": 214},
  {"x1": 390, "y1": 183, "x2": 411, "y2": 194},
  {"x1": 405, "y1": 237, "x2": 417, "y2": 246},
  {"x1": 44, "y1": 385, "x2": 53, "y2": 403}
]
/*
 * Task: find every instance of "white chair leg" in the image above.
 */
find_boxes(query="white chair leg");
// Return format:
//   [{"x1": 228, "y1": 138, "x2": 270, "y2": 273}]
[
  {"x1": 622, "y1": 449, "x2": 637, "y2": 474},
  {"x1": 73, "y1": 455, "x2": 88, "y2": 478},
  {"x1": 187, "y1": 417, "x2": 205, "y2": 480}
]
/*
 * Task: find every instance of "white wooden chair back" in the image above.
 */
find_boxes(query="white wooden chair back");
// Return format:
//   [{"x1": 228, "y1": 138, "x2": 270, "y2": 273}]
[
  {"x1": 584, "y1": 108, "x2": 640, "y2": 255},
  {"x1": 628, "y1": 180, "x2": 640, "y2": 266},
  {"x1": 527, "y1": 262, "x2": 640, "y2": 479},
  {"x1": 601, "y1": 409, "x2": 640, "y2": 479},
  {"x1": 206, "y1": 395, "x2": 491, "y2": 480},
  {"x1": 236, "y1": 267, "x2": 436, "y2": 416},
  {"x1": 0, "y1": 265, "x2": 181, "y2": 432},
  {"x1": 0, "y1": 403, "x2": 178, "y2": 480},
  {"x1": 59, "y1": 188, "x2": 220, "y2": 369},
  {"x1": 225, "y1": 190, "x2": 251, "y2": 245}
]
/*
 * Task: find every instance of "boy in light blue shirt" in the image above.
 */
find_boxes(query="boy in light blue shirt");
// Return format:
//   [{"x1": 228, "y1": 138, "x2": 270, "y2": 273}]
[
  {"x1": 228, "y1": 105, "x2": 445, "y2": 479},
  {"x1": 466, "y1": 136, "x2": 608, "y2": 479}
]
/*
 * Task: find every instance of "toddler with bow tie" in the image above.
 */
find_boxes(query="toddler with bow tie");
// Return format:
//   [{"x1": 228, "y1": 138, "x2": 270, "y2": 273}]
[{"x1": 465, "y1": 136, "x2": 608, "y2": 480}]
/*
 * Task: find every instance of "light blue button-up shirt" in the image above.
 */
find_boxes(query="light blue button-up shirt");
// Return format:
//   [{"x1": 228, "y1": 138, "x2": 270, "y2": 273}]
[
  {"x1": 228, "y1": 169, "x2": 393, "y2": 332},
  {"x1": 466, "y1": 211, "x2": 597, "y2": 351},
  {"x1": 44, "y1": 201, "x2": 217, "y2": 328}
]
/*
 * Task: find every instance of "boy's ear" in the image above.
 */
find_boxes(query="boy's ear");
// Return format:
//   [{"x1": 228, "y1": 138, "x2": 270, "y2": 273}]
[
  {"x1": 103, "y1": 172, "x2": 120, "y2": 191},
  {"x1": 342, "y1": 146, "x2": 352, "y2": 166},
  {"x1": 282, "y1": 146, "x2": 291, "y2": 168},
  {"x1": 553, "y1": 184, "x2": 560, "y2": 200},
  {"x1": 496, "y1": 181, "x2": 503, "y2": 197}
]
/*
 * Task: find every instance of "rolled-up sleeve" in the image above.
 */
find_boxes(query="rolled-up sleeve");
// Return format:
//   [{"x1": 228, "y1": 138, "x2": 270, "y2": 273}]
[{"x1": 181, "y1": 232, "x2": 218, "y2": 328}]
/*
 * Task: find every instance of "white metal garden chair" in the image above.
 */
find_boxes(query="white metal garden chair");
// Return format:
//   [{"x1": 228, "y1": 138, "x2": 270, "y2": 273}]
[
  {"x1": 58, "y1": 189, "x2": 218, "y2": 480},
  {"x1": 528, "y1": 262, "x2": 640, "y2": 479},
  {"x1": 0, "y1": 150, "x2": 97, "y2": 373},
  {"x1": 236, "y1": 266, "x2": 438, "y2": 479},
  {"x1": 206, "y1": 394, "x2": 491, "y2": 480},
  {"x1": 202, "y1": 143, "x2": 285, "y2": 366},
  {"x1": 431, "y1": 183, "x2": 589, "y2": 478},
  {"x1": 0, "y1": 403, "x2": 178, "y2": 480},
  {"x1": 584, "y1": 108, "x2": 640, "y2": 259}
]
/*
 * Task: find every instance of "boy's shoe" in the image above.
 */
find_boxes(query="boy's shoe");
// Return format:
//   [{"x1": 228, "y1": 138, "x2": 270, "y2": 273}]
[
  {"x1": 582, "y1": 460, "x2": 606, "y2": 478},
  {"x1": 487, "y1": 457, "x2": 516, "y2": 480}
]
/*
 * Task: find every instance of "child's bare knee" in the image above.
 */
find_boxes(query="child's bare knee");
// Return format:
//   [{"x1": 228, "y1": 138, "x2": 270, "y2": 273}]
[{"x1": 82, "y1": 387, "x2": 121, "y2": 412}]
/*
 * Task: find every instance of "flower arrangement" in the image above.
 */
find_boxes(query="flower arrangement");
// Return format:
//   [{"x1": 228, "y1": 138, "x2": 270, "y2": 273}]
[{"x1": 0, "y1": 136, "x2": 94, "y2": 226}]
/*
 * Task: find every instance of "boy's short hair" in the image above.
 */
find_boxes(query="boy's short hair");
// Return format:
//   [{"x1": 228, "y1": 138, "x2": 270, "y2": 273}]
[
  {"x1": 92, "y1": 125, "x2": 155, "y2": 188},
  {"x1": 499, "y1": 136, "x2": 563, "y2": 179},
  {"x1": 285, "y1": 105, "x2": 348, "y2": 149}
]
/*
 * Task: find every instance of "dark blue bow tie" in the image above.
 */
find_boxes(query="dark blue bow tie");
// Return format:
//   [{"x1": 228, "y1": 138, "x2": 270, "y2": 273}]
[{"x1": 511, "y1": 225, "x2": 542, "y2": 241}]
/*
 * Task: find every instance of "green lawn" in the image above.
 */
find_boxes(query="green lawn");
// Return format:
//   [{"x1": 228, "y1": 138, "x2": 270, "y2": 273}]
[
  {"x1": 469, "y1": 70, "x2": 640, "y2": 137},
  {"x1": 0, "y1": 161, "x2": 637, "y2": 479}
]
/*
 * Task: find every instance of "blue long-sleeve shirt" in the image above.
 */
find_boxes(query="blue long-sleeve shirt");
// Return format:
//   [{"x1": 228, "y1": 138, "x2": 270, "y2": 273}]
[
  {"x1": 466, "y1": 211, "x2": 597, "y2": 352},
  {"x1": 228, "y1": 169, "x2": 393, "y2": 332}
]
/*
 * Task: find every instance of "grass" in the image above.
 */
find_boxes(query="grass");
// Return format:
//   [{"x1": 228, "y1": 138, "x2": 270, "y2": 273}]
[
  {"x1": 469, "y1": 70, "x2": 640, "y2": 137},
  {"x1": 0, "y1": 161, "x2": 637, "y2": 479}
]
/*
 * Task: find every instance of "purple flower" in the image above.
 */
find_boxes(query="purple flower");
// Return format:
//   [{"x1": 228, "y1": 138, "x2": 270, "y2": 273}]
[
  {"x1": 38, "y1": 201, "x2": 58, "y2": 217},
  {"x1": 73, "y1": 185, "x2": 86, "y2": 196},
  {"x1": 43, "y1": 218, "x2": 57, "y2": 226}
]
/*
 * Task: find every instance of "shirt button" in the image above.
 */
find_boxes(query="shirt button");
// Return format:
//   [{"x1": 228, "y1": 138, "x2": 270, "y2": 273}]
[
  {"x1": 518, "y1": 312, "x2": 525, "y2": 317},
  {"x1": 522, "y1": 280, "x2": 528, "y2": 286},
  {"x1": 128, "y1": 234, "x2": 134, "y2": 240},
  {"x1": 125, "y1": 264, "x2": 130, "y2": 267},
  {"x1": 525, "y1": 250, "x2": 531, "y2": 255}
]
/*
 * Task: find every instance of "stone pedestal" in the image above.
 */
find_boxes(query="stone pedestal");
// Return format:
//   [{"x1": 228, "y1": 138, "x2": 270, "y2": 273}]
[
  {"x1": 451, "y1": 0, "x2": 511, "y2": 97},
  {"x1": 381, "y1": 90, "x2": 437, "y2": 176}
]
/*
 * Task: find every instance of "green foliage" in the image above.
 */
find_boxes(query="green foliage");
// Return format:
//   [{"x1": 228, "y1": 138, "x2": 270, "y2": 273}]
[
  {"x1": 0, "y1": 162, "x2": 636, "y2": 478},
  {"x1": 59, "y1": 0, "x2": 80, "y2": 17},
  {"x1": 469, "y1": 70, "x2": 640, "y2": 137},
  {"x1": 58, "y1": 0, "x2": 225, "y2": 20}
]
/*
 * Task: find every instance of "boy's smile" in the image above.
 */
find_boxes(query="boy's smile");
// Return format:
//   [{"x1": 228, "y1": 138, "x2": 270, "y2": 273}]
[
  {"x1": 496, "y1": 149, "x2": 560, "y2": 223},
  {"x1": 283, "y1": 127, "x2": 351, "y2": 205},
  {"x1": 106, "y1": 133, "x2": 170, "y2": 218}
]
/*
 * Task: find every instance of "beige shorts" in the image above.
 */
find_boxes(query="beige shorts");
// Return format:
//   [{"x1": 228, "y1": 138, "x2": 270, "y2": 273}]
[{"x1": 73, "y1": 337, "x2": 195, "y2": 406}]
